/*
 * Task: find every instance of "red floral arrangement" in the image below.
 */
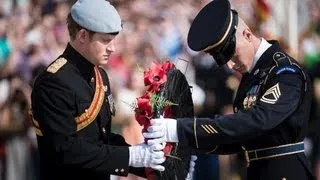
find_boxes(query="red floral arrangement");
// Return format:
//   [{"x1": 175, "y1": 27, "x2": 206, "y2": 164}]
[{"x1": 134, "y1": 60, "x2": 177, "y2": 160}]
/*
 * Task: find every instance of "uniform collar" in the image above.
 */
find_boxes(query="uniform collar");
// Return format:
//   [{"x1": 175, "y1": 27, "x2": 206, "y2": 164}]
[
  {"x1": 62, "y1": 43, "x2": 95, "y2": 82},
  {"x1": 249, "y1": 38, "x2": 272, "y2": 73},
  {"x1": 247, "y1": 40, "x2": 282, "y2": 77}
]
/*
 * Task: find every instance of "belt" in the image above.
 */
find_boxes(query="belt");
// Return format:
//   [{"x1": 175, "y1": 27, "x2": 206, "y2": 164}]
[{"x1": 243, "y1": 142, "x2": 304, "y2": 167}]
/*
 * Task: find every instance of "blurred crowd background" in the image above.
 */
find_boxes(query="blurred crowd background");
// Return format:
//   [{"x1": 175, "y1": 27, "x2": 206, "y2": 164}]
[{"x1": 0, "y1": 0, "x2": 320, "y2": 179}]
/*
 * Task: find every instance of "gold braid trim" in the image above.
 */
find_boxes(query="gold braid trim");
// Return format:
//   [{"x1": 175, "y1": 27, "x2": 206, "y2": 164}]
[
  {"x1": 75, "y1": 67, "x2": 105, "y2": 131},
  {"x1": 29, "y1": 109, "x2": 43, "y2": 136}
]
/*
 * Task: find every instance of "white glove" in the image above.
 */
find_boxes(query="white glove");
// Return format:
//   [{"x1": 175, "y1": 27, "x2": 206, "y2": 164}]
[
  {"x1": 129, "y1": 143, "x2": 166, "y2": 171},
  {"x1": 143, "y1": 118, "x2": 179, "y2": 144},
  {"x1": 186, "y1": 155, "x2": 197, "y2": 180}
]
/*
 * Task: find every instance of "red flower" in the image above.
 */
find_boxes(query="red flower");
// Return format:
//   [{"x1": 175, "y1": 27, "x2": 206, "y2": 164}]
[
  {"x1": 144, "y1": 61, "x2": 175, "y2": 92},
  {"x1": 163, "y1": 106, "x2": 173, "y2": 118},
  {"x1": 135, "y1": 110, "x2": 148, "y2": 126},
  {"x1": 163, "y1": 143, "x2": 174, "y2": 155},
  {"x1": 161, "y1": 60, "x2": 175, "y2": 72},
  {"x1": 135, "y1": 93, "x2": 152, "y2": 125},
  {"x1": 134, "y1": 60, "x2": 177, "y2": 171}
]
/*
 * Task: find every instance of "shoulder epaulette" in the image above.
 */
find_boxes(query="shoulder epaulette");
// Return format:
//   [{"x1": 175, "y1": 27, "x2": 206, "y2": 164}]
[
  {"x1": 264, "y1": 52, "x2": 307, "y2": 92},
  {"x1": 271, "y1": 52, "x2": 302, "y2": 75},
  {"x1": 272, "y1": 52, "x2": 290, "y2": 66},
  {"x1": 47, "y1": 57, "x2": 67, "y2": 73}
]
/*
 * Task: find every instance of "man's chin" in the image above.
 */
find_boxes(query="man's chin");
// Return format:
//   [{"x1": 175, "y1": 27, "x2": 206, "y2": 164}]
[
  {"x1": 234, "y1": 67, "x2": 248, "y2": 74},
  {"x1": 99, "y1": 60, "x2": 109, "y2": 65},
  {"x1": 240, "y1": 69, "x2": 248, "y2": 74}
]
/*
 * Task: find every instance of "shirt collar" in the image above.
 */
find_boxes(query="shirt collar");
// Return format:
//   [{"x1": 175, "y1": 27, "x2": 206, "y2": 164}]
[{"x1": 249, "y1": 38, "x2": 272, "y2": 73}]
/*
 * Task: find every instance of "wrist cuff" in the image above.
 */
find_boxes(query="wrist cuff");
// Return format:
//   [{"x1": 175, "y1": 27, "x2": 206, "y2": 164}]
[
  {"x1": 166, "y1": 119, "x2": 178, "y2": 142},
  {"x1": 128, "y1": 146, "x2": 134, "y2": 166}
]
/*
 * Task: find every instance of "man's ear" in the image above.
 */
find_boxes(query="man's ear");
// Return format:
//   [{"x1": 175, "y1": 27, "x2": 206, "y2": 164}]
[
  {"x1": 243, "y1": 28, "x2": 253, "y2": 42},
  {"x1": 77, "y1": 29, "x2": 87, "y2": 43}
]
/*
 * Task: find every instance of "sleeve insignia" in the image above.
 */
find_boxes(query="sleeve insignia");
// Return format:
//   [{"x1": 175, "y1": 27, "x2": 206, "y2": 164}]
[
  {"x1": 260, "y1": 83, "x2": 281, "y2": 104},
  {"x1": 276, "y1": 66, "x2": 297, "y2": 75},
  {"x1": 47, "y1": 58, "x2": 67, "y2": 73},
  {"x1": 201, "y1": 124, "x2": 218, "y2": 134}
]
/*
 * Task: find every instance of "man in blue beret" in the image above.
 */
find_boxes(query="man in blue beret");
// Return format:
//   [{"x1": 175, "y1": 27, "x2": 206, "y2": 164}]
[
  {"x1": 29, "y1": 0, "x2": 174, "y2": 179},
  {"x1": 144, "y1": 0, "x2": 315, "y2": 179}
]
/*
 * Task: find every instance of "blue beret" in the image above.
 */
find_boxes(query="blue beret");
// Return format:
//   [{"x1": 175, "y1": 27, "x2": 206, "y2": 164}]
[
  {"x1": 71, "y1": 0, "x2": 122, "y2": 34},
  {"x1": 187, "y1": 0, "x2": 237, "y2": 52}
]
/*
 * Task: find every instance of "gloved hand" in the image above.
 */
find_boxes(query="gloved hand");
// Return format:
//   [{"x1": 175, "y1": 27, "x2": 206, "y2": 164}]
[
  {"x1": 186, "y1": 155, "x2": 198, "y2": 180},
  {"x1": 143, "y1": 118, "x2": 179, "y2": 144},
  {"x1": 129, "y1": 143, "x2": 166, "y2": 171}
]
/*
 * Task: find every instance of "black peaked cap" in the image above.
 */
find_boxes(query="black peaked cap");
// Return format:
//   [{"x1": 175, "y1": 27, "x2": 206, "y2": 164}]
[{"x1": 187, "y1": 0, "x2": 235, "y2": 52}]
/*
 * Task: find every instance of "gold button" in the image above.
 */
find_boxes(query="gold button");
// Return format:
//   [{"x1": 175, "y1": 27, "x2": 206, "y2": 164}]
[
  {"x1": 91, "y1": 77, "x2": 95, "y2": 83},
  {"x1": 85, "y1": 109, "x2": 89, "y2": 118},
  {"x1": 120, "y1": 168, "x2": 124, "y2": 173},
  {"x1": 115, "y1": 169, "x2": 119, "y2": 172}
]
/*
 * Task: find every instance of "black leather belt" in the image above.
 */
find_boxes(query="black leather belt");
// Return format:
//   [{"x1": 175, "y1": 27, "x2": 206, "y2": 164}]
[{"x1": 243, "y1": 142, "x2": 304, "y2": 167}]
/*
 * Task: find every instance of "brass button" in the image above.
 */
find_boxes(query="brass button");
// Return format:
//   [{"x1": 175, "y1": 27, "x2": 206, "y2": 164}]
[
  {"x1": 85, "y1": 109, "x2": 89, "y2": 118},
  {"x1": 115, "y1": 169, "x2": 119, "y2": 172},
  {"x1": 120, "y1": 168, "x2": 124, "y2": 173},
  {"x1": 91, "y1": 77, "x2": 95, "y2": 83}
]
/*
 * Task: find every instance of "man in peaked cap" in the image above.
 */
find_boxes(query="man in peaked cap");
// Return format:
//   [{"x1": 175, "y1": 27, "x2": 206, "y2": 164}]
[
  {"x1": 30, "y1": 0, "x2": 170, "y2": 179},
  {"x1": 188, "y1": 0, "x2": 238, "y2": 67},
  {"x1": 144, "y1": 0, "x2": 315, "y2": 179}
]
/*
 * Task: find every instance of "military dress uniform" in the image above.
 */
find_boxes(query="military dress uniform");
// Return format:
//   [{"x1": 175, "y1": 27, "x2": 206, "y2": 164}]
[
  {"x1": 30, "y1": 44, "x2": 144, "y2": 180},
  {"x1": 30, "y1": 0, "x2": 147, "y2": 179},
  {"x1": 179, "y1": 0, "x2": 315, "y2": 179},
  {"x1": 177, "y1": 40, "x2": 314, "y2": 179}
]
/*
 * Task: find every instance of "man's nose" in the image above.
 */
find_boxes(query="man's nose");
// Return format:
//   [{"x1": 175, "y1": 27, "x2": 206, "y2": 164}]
[
  {"x1": 227, "y1": 61, "x2": 234, "y2": 69},
  {"x1": 107, "y1": 40, "x2": 115, "y2": 52}
]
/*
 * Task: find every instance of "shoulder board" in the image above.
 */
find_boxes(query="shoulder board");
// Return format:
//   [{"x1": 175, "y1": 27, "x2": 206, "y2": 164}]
[
  {"x1": 271, "y1": 51, "x2": 301, "y2": 75},
  {"x1": 266, "y1": 52, "x2": 307, "y2": 92},
  {"x1": 272, "y1": 52, "x2": 292, "y2": 66},
  {"x1": 47, "y1": 57, "x2": 67, "y2": 73}
]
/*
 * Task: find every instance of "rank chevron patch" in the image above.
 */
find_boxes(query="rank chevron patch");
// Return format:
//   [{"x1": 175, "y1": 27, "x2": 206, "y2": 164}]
[{"x1": 260, "y1": 83, "x2": 281, "y2": 104}]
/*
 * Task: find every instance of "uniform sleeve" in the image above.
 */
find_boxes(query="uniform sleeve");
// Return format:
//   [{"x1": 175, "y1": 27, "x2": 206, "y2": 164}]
[
  {"x1": 31, "y1": 78, "x2": 130, "y2": 176},
  {"x1": 192, "y1": 144, "x2": 242, "y2": 155},
  {"x1": 177, "y1": 73, "x2": 304, "y2": 149}
]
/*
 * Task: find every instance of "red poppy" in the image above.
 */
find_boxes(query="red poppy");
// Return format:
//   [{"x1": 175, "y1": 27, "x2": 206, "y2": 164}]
[
  {"x1": 134, "y1": 60, "x2": 177, "y2": 170},
  {"x1": 135, "y1": 93, "x2": 152, "y2": 125},
  {"x1": 163, "y1": 106, "x2": 173, "y2": 118},
  {"x1": 161, "y1": 60, "x2": 175, "y2": 72},
  {"x1": 134, "y1": 110, "x2": 148, "y2": 126},
  {"x1": 163, "y1": 143, "x2": 174, "y2": 155},
  {"x1": 144, "y1": 61, "x2": 175, "y2": 92}
]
